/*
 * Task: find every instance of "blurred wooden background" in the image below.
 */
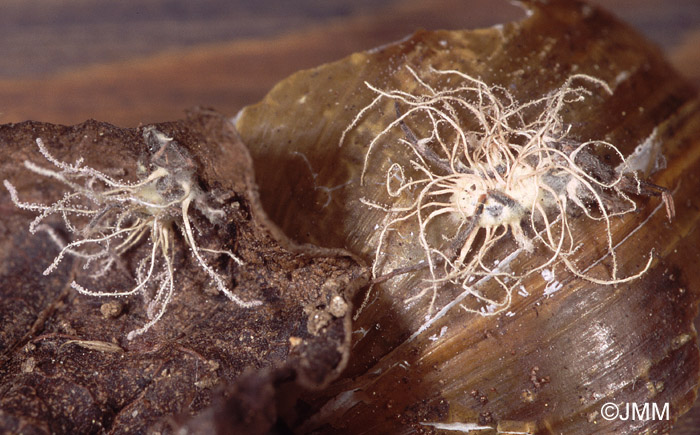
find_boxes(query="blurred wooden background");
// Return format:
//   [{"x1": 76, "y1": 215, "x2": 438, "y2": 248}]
[
  {"x1": 0, "y1": 0, "x2": 697, "y2": 127},
  {"x1": 1, "y1": 0, "x2": 699, "y2": 432}
]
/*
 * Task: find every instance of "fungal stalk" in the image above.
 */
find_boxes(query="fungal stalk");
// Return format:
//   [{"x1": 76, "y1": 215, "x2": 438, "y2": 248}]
[
  {"x1": 344, "y1": 66, "x2": 673, "y2": 315},
  {"x1": 4, "y1": 129, "x2": 261, "y2": 339}
]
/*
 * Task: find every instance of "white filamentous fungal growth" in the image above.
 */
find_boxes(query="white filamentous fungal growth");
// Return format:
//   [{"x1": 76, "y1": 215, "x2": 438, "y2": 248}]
[
  {"x1": 342, "y1": 66, "x2": 673, "y2": 315},
  {"x1": 4, "y1": 129, "x2": 261, "y2": 339}
]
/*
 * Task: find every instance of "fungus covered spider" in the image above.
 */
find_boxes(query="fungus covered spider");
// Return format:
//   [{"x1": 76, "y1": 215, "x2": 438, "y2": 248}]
[
  {"x1": 343, "y1": 66, "x2": 673, "y2": 314},
  {"x1": 4, "y1": 128, "x2": 261, "y2": 339}
]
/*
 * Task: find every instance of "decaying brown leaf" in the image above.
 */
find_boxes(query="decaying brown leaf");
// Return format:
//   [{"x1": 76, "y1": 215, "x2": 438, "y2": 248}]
[{"x1": 0, "y1": 110, "x2": 367, "y2": 433}]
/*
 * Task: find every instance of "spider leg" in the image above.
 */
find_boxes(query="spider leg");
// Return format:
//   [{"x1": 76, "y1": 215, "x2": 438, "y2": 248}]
[
  {"x1": 371, "y1": 193, "x2": 488, "y2": 285},
  {"x1": 394, "y1": 101, "x2": 462, "y2": 174},
  {"x1": 616, "y1": 172, "x2": 675, "y2": 221},
  {"x1": 452, "y1": 194, "x2": 486, "y2": 266},
  {"x1": 371, "y1": 261, "x2": 431, "y2": 285}
]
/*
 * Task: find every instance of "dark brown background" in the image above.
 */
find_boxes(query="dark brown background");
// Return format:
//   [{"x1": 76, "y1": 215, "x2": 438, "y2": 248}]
[
  {"x1": 1, "y1": 0, "x2": 699, "y2": 432},
  {"x1": 0, "y1": 0, "x2": 697, "y2": 127}
]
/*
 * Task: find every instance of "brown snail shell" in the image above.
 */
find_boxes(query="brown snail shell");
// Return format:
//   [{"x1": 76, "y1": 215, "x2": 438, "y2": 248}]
[{"x1": 235, "y1": 0, "x2": 700, "y2": 432}]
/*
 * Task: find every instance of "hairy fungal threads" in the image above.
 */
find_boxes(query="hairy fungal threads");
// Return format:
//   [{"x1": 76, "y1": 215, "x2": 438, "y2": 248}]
[
  {"x1": 4, "y1": 129, "x2": 261, "y2": 339},
  {"x1": 343, "y1": 66, "x2": 673, "y2": 315}
]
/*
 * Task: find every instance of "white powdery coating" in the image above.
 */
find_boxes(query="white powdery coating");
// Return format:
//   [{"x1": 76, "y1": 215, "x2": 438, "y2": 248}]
[
  {"x1": 420, "y1": 422, "x2": 493, "y2": 432},
  {"x1": 541, "y1": 268, "x2": 555, "y2": 282},
  {"x1": 617, "y1": 127, "x2": 666, "y2": 175}
]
